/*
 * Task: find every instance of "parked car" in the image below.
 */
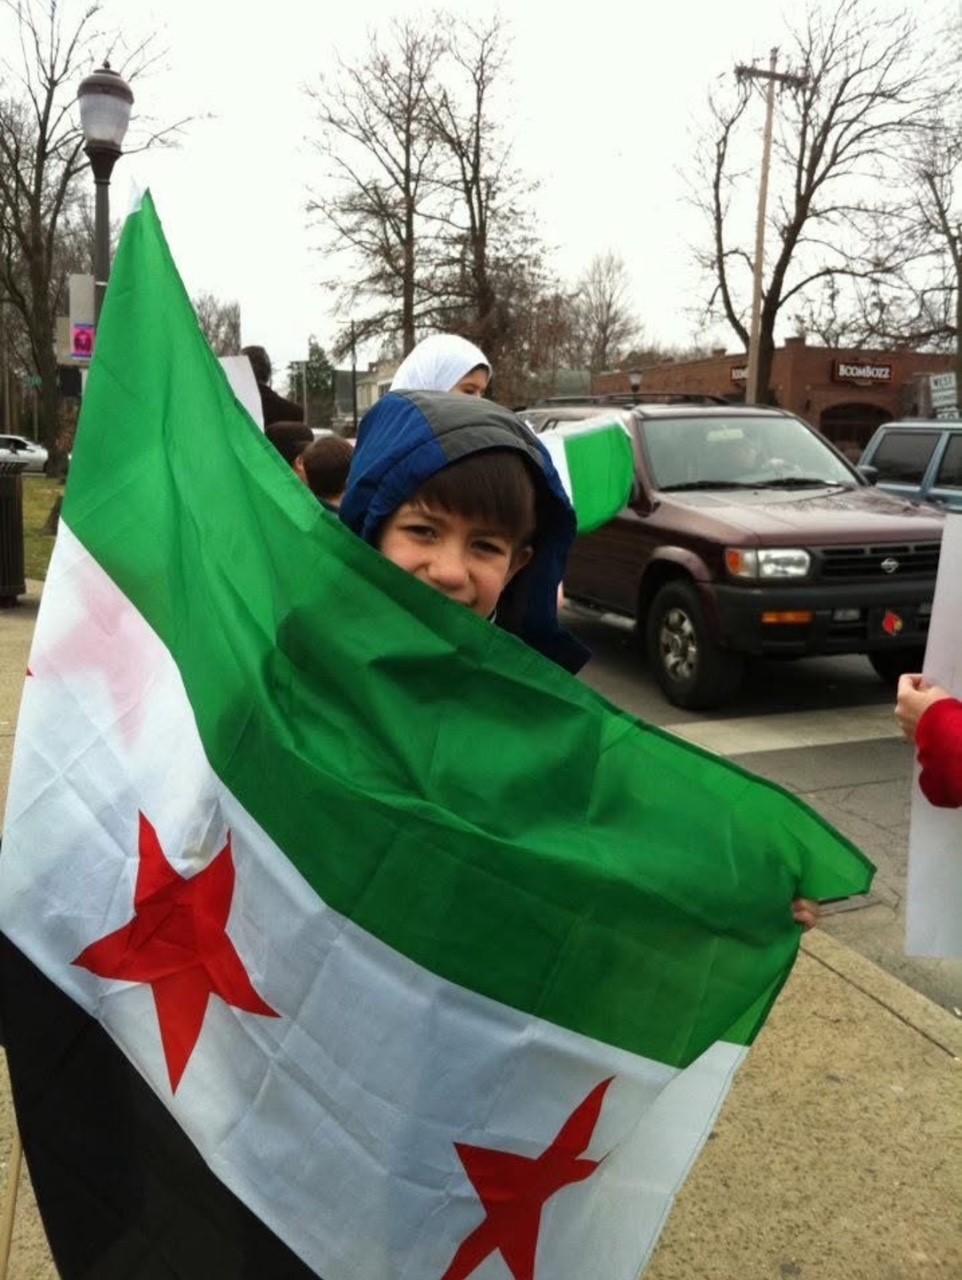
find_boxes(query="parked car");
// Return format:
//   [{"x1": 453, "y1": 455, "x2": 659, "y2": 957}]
[
  {"x1": 0, "y1": 432, "x2": 48, "y2": 473},
  {"x1": 859, "y1": 419, "x2": 962, "y2": 512},
  {"x1": 551, "y1": 405, "x2": 945, "y2": 709},
  {"x1": 0, "y1": 434, "x2": 48, "y2": 473},
  {"x1": 521, "y1": 405, "x2": 606, "y2": 434}
]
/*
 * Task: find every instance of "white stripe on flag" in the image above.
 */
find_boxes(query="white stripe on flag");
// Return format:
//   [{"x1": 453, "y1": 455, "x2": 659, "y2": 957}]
[{"x1": 540, "y1": 432, "x2": 573, "y2": 500}]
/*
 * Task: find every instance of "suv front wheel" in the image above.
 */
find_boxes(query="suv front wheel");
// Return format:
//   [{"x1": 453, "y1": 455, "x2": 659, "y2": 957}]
[
  {"x1": 646, "y1": 580, "x2": 745, "y2": 710},
  {"x1": 868, "y1": 647, "x2": 927, "y2": 686}
]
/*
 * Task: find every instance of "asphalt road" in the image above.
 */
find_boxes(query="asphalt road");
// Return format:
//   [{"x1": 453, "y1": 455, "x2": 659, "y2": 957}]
[{"x1": 564, "y1": 603, "x2": 962, "y2": 1014}]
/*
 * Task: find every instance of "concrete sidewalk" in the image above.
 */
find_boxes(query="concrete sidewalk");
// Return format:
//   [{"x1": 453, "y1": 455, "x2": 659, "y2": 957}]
[{"x1": 0, "y1": 585, "x2": 960, "y2": 1279}]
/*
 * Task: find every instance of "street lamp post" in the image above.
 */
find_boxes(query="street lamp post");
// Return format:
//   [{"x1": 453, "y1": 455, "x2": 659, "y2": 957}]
[{"x1": 77, "y1": 63, "x2": 134, "y2": 327}]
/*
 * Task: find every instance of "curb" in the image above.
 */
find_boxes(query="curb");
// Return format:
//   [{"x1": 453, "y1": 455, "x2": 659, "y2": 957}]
[{"x1": 802, "y1": 928, "x2": 962, "y2": 1059}]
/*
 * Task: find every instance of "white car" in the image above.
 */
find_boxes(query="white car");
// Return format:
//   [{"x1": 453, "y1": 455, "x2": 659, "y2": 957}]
[{"x1": 0, "y1": 435, "x2": 48, "y2": 473}]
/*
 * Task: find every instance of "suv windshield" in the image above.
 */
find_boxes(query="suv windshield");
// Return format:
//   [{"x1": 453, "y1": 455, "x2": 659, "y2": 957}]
[{"x1": 643, "y1": 415, "x2": 857, "y2": 491}]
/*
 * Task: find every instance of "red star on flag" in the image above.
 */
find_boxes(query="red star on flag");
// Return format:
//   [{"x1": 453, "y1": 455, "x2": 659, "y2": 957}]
[
  {"x1": 74, "y1": 812, "x2": 278, "y2": 1091},
  {"x1": 441, "y1": 1077, "x2": 613, "y2": 1280}
]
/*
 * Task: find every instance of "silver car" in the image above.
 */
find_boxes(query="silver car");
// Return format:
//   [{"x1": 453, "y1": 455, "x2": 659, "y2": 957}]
[{"x1": 0, "y1": 435, "x2": 48, "y2": 473}]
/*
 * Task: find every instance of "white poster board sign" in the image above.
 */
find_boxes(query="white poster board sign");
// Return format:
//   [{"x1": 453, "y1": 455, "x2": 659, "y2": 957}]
[
  {"x1": 929, "y1": 371, "x2": 957, "y2": 417},
  {"x1": 905, "y1": 513, "x2": 962, "y2": 957},
  {"x1": 220, "y1": 356, "x2": 264, "y2": 431}
]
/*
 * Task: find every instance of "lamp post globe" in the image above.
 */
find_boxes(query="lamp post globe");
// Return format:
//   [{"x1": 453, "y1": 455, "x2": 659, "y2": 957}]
[{"x1": 77, "y1": 63, "x2": 134, "y2": 325}]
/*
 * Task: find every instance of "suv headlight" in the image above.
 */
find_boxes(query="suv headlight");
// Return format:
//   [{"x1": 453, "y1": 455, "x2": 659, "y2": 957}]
[{"x1": 725, "y1": 548, "x2": 811, "y2": 579}]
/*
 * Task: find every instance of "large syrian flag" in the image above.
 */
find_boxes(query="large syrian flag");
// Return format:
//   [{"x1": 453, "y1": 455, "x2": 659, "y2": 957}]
[{"x1": 0, "y1": 194, "x2": 872, "y2": 1280}]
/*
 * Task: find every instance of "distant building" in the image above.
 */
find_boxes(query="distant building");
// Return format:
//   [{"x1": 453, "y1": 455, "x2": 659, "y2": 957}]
[
  {"x1": 355, "y1": 359, "x2": 399, "y2": 414},
  {"x1": 595, "y1": 338, "x2": 956, "y2": 458}
]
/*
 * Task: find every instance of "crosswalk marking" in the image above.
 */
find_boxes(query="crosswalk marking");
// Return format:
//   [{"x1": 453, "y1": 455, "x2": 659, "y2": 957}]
[{"x1": 664, "y1": 703, "x2": 903, "y2": 758}]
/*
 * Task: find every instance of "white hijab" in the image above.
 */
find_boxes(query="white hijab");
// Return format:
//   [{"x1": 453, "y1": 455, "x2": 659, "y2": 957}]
[{"x1": 390, "y1": 334, "x2": 490, "y2": 393}]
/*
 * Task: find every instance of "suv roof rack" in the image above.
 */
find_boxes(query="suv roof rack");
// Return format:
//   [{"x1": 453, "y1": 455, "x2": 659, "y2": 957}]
[{"x1": 528, "y1": 392, "x2": 730, "y2": 409}]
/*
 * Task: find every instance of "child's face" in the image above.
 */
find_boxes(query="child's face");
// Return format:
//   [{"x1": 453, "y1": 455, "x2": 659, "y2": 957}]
[
  {"x1": 451, "y1": 368, "x2": 490, "y2": 397},
  {"x1": 379, "y1": 501, "x2": 533, "y2": 617}
]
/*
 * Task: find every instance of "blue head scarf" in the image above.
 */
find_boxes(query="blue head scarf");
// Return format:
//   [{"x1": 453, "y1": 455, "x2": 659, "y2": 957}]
[{"x1": 339, "y1": 391, "x2": 588, "y2": 674}]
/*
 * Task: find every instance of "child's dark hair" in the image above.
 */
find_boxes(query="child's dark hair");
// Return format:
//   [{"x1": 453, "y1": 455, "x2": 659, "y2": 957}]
[
  {"x1": 413, "y1": 449, "x2": 539, "y2": 547},
  {"x1": 299, "y1": 435, "x2": 354, "y2": 499},
  {"x1": 266, "y1": 421, "x2": 313, "y2": 466}
]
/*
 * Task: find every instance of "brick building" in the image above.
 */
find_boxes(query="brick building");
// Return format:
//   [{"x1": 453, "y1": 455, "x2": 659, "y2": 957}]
[{"x1": 594, "y1": 338, "x2": 955, "y2": 458}]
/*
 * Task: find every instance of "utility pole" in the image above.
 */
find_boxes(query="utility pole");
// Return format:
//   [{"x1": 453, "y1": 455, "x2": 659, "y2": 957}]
[
  {"x1": 735, "y1": 49, "x2": 808, "y2": 405},
  {"x1": 301, "y1": 360, "x2": 309, "y2": 424}
]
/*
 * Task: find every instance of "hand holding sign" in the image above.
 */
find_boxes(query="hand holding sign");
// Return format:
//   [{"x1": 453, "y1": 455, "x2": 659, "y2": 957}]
[{"x1": 896, "y1": 674, "x2": 953, "y2": 741}]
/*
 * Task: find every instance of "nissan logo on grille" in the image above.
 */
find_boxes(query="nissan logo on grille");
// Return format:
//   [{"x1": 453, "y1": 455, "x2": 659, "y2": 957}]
[{"x1": 880, "y1": 557, "x2": 900, "y2": 574}]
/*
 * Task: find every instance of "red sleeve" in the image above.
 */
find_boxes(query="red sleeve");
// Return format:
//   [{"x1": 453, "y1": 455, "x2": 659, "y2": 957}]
[{"x1": 916, "y1": 697, "x2": 962, "y2": 808}]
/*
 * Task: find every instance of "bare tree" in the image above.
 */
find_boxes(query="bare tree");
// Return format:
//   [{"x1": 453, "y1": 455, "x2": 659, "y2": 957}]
[
  {"x1": 306, "y1": 20, "x2": 446, "y2": 356},
  {"x1": 478, "y1": 255, "x2": 568, "y2": 406},
  {"x1": 692, "y1": 0, "x2": 936, "y2": 400},
  {"x1": 830, "y1": 107, "x2": 962, "y2": 388},
  {"x1": 0, "y1": 0, "x2": 187, "y2": 469},
  {"x1": 896, "y1": 116, "x2": 962, "y2": 387},
  {"x1": 425, "y1": 14, "x2": 540, "y2": 373},
  {"x1": 307, "y1": 14, "x2": 545, "y2": 380},
  {"x1": 569, "y1": 252, "x2": 639, "y2": 374},
  {"x1": 193, "y1": 291, "x2": 240, "y2": 356}
]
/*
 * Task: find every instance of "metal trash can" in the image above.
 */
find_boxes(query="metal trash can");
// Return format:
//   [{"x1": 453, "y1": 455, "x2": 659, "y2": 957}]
[{"x1": 0, "y1": 459, "x2": 28, "y2": 607}]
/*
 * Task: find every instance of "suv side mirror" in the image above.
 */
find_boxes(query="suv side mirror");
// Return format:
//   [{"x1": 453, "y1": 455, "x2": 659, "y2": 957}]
[{"x1": 858, "y1": 464, "x2": 879, "y2": 484}]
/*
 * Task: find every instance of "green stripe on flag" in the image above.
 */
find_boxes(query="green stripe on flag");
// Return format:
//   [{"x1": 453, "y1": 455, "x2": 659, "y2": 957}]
[
  {"x1": 563, "y1": 422, "x2": 635, "y2": 533},
  {"x1": 63, "y1": 194, "x2": 873, "y2": 1071}
]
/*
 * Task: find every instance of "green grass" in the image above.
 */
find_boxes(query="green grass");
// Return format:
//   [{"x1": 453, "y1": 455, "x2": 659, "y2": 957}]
[{"x1": 22, "y1": 474, "x2": 63, "y2": 582}]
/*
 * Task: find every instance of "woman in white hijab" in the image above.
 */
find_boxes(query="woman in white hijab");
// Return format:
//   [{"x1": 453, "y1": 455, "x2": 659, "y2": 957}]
[{"x1": 390, "y1": 333, "x2": 491, "y2": 397}]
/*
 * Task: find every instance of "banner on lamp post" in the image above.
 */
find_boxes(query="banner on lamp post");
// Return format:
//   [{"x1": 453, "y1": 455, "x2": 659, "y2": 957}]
[{"x1": 69, "y1": 275, "x2": 95, "y2": 363}]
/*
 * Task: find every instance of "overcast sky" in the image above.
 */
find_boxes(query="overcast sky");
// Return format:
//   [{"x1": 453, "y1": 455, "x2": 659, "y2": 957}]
[{"x1": 3, "y1": 0, "x2": 942, "y2": 383}]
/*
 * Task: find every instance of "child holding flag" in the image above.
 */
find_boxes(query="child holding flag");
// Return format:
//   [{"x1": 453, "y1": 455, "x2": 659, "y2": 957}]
[{"x1": 339, "y1": 389, "x2": 819, "y2": 929}]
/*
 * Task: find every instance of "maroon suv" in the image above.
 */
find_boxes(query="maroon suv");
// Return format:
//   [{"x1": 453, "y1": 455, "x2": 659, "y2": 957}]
[{"x1": 556, "y1": 405, "x2": 944, "y2": 709}]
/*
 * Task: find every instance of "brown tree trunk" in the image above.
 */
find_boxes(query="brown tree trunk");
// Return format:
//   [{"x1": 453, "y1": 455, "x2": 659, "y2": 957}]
[
  {"x1": 754, "y1": 283, "x2": 782, "y2": 405},
  {"x1": 42, "y1": 494, "x2": 62, "y2": 533},
  {"x1": 26, "y1": 243, "x2": 65, "y2": 472},
  {"x1": 756, "y1": 337, "x2": 777, "y2": 406},
  {"x1": 955, "y1": 264, "x2": 962, "y2": 409},
  {"x1": 473, "y1": 230, "x2": 498, "y2": 360},
  {"x1": 402, "y1": 207, "x2": 416, "y2": 356},
  {"x1": 36, "y1": 339, "x2": 65, "y2": 475}
]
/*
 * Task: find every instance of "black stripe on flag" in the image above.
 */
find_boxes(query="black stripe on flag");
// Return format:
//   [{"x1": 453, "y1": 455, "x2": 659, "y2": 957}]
[{"x1": 0, "y1": 933, "x2": 320, "y2": 1279}]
